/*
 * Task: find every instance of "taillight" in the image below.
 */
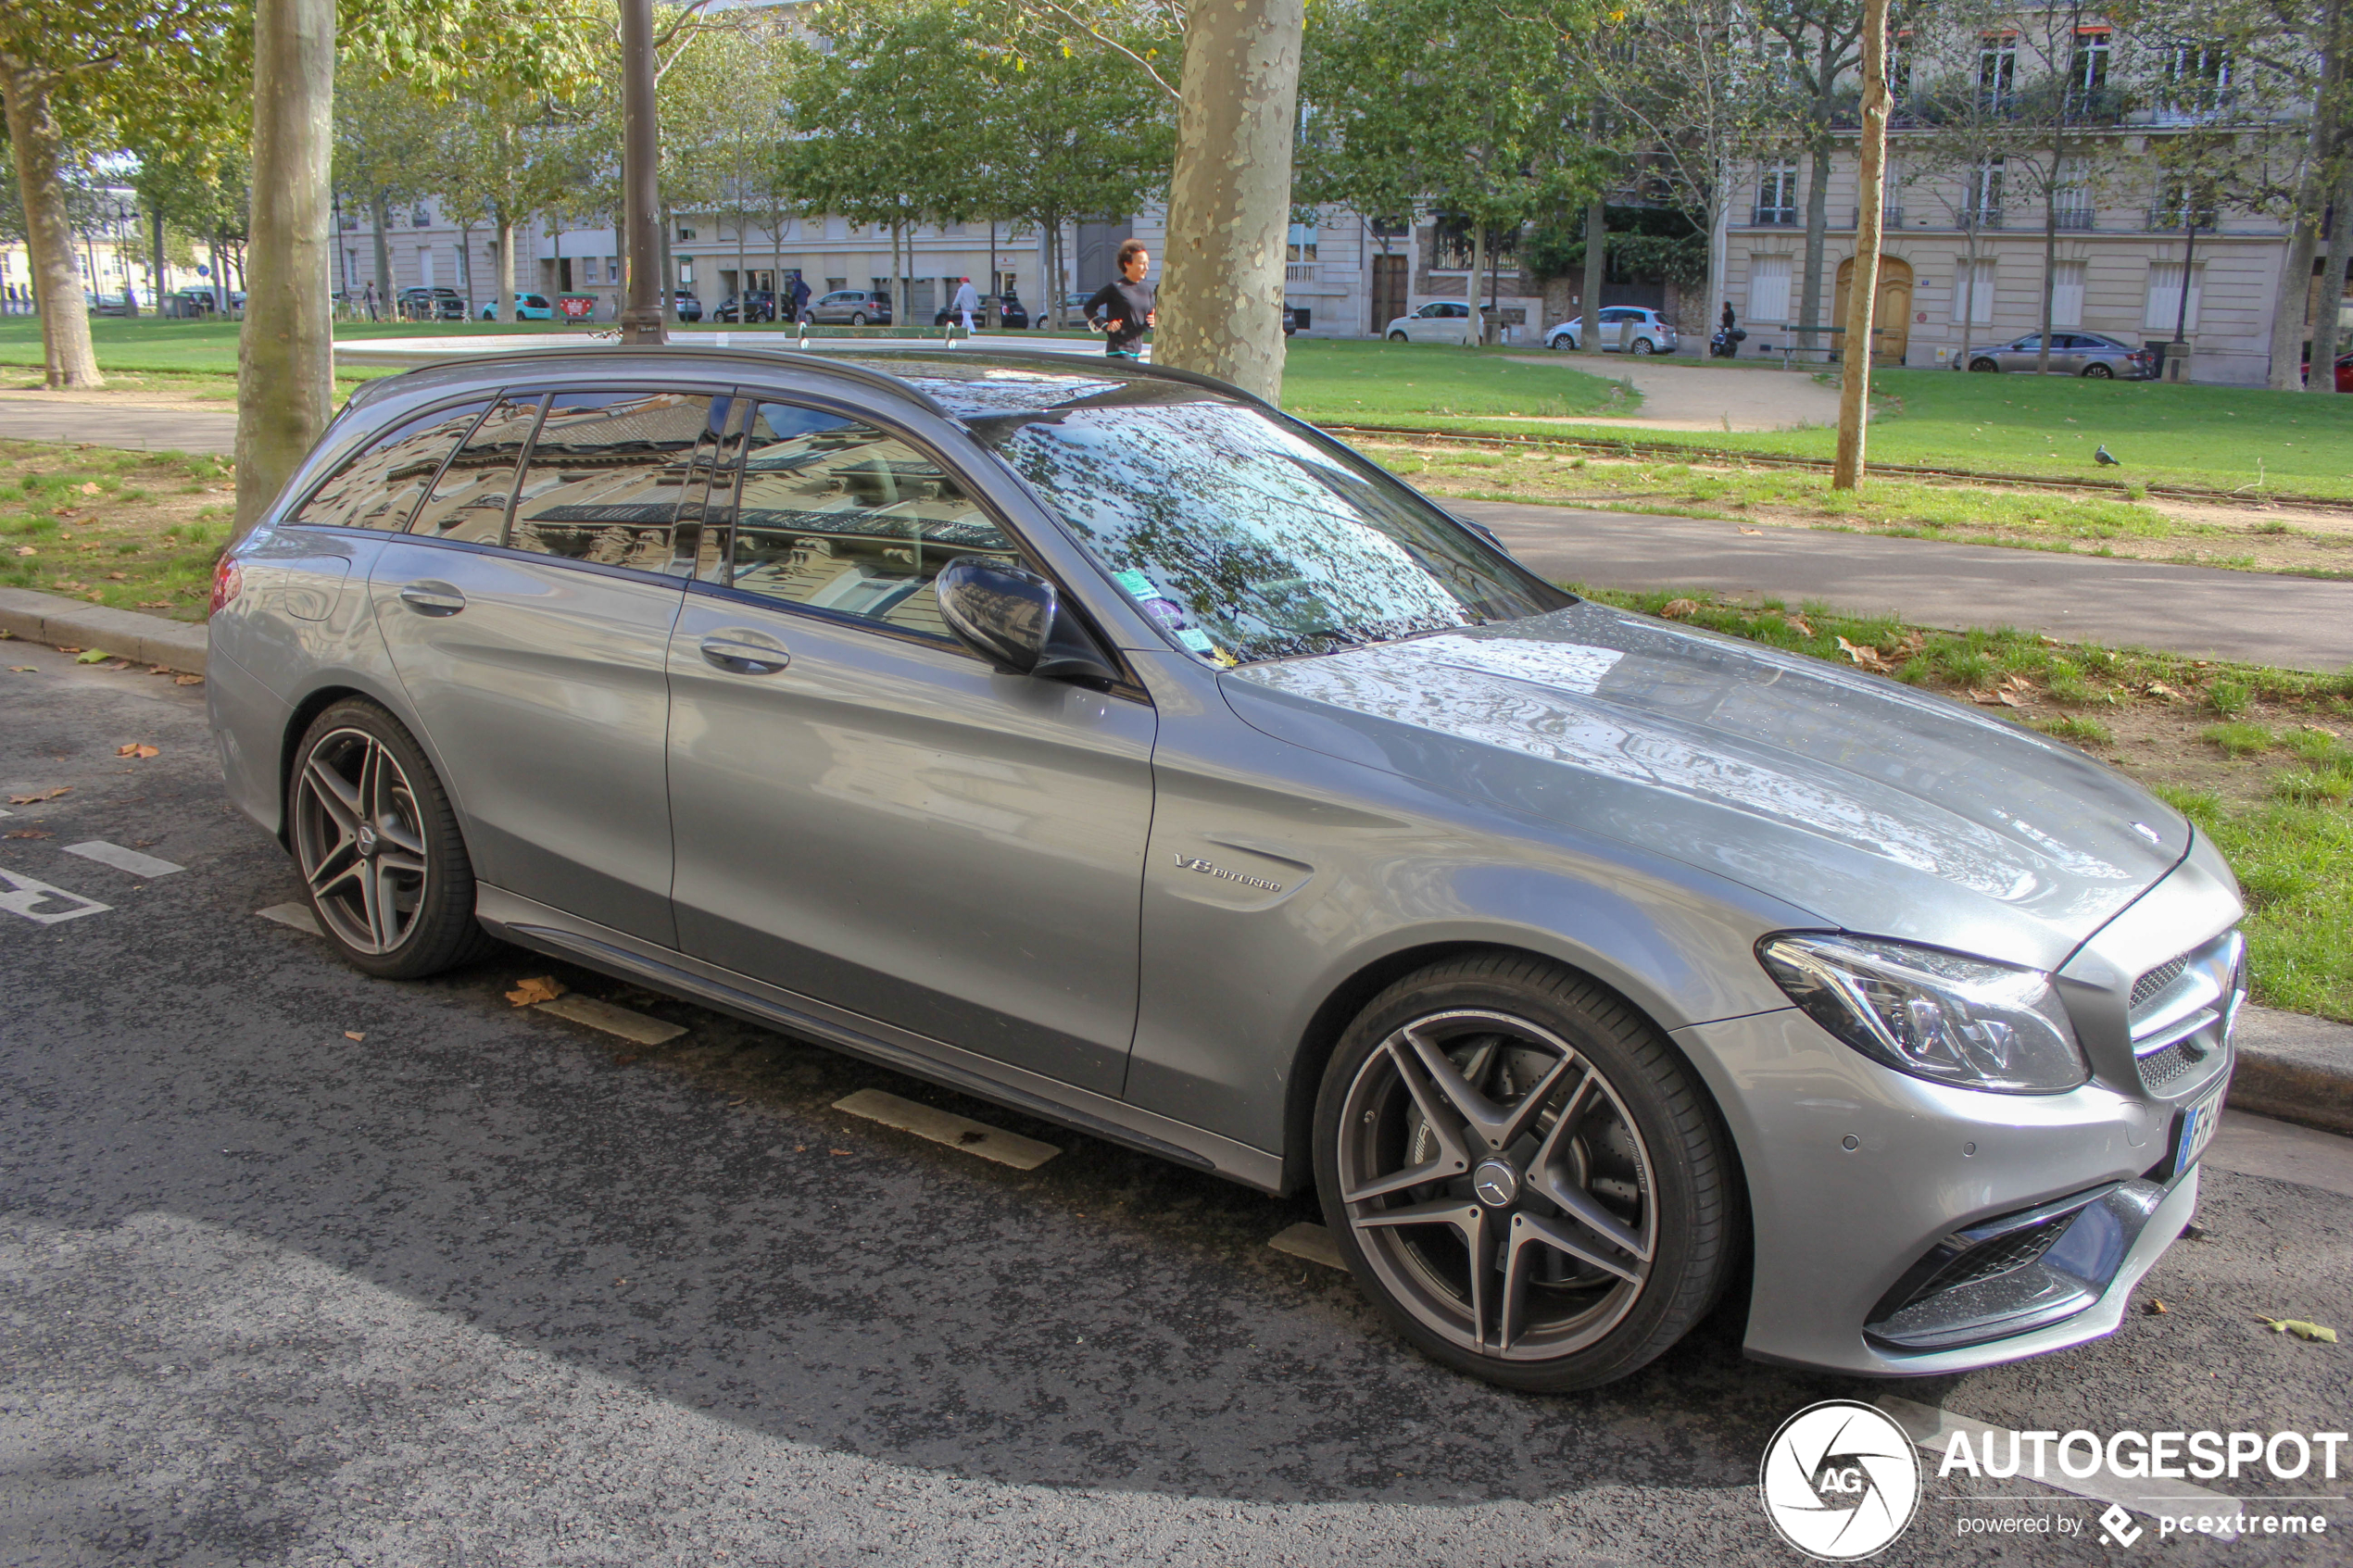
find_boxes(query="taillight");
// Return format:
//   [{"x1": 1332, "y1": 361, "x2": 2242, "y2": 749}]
[{"x1": 210, "y1": 558, "x2": 242, "y2": 614}]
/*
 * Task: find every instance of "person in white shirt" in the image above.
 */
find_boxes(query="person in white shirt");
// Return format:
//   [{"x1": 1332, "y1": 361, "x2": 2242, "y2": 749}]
[{"x1": 951, "y1": 276, "x2": 980, "y2": 333}]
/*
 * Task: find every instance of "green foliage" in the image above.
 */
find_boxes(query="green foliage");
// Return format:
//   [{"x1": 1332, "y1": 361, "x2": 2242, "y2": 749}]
[
  {"x1": 1524, "y1": 207, "x2": 1707, "y2": 286},
  {"x1": 2201, "y1": 721, "x2": 2274, "y2": 757},
  {"x1": 2038, "y1": 714, "x2": 2114, "y2": 745}
]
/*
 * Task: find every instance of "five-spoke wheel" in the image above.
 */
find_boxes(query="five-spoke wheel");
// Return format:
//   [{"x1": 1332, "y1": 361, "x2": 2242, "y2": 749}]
[
  {"x1": 1315, "y1": 955, "x2": 1735, "y2": 1391},
  {"x1": 289, "y1": 699, "x2": 496, "y2": 978}
]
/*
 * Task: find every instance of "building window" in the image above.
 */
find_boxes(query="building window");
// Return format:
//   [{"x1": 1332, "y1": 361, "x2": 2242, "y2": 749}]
[
  {"x1": 1748, "y1": 254, "x2": 1792, "y2": 321},
  {"x1": 1430, "y1": 218, "x2": 1516, "y2": 270},
  {"x1": 2161, "y1": 42, "x2": 2233, "y2": 113},
  {"x1": 1287, "y1": 223, "x2": 1319, "y2": 263},
  {"x1": 2049, "y1": 259, "x2": 2085, "y2": 327},
  {"x1": 411, "y1": 203, "x2": 432, "y2": 228},
  {"x1": 1967, "y1": 159, "x2": 2006, "y2": 227},
  {"x1": 2145, "y1": 261, "x2": 2204, "y2": 332},
  {"x1": 1979, "y1": 33, "x2": 2018, "y2": 109},
  {"x1": 2070, "y1": 29, "x2": 2110, "y2": 104},
  {"x1": 2153, "y1": 181, "x2": 2218, "y2": 231},
  {"x1": 678, "y1": 226, "x2": 697, "y2": 242},
  {"x1": 1952, "y1": 259, "x2": 1996, "y2": 325},
  {"x1": 1368, "y1": 216, "x2": 1410, "y2": 240},
  {"x1": 1755, "y1": 162, "x2": 1799, "y2": 225}
]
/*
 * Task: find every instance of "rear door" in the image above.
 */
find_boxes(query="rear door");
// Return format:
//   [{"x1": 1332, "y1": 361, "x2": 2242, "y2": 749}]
[
  {"x1": 370, "y1": 386, "x2": 728, "y2": 946},
  {"x1": 664, "y1": 396, "x2": 1156, "y2": 1092}
]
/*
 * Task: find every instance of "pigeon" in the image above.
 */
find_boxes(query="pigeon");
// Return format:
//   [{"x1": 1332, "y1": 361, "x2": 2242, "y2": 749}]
[{"x1": 2095, "y1": 445, "x2": 2120, "y2": 466}]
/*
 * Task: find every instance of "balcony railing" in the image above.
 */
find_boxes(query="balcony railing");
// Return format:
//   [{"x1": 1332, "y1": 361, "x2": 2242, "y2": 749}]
[
  {"x1": 2148, "y1": 207, "x2": 2220, "y2": 232},
  {"x1": 1751, "y1": 207, "x2": 1799, "y2": 227},
  {"x1": 2054, "y1": 207, "x2": 2095, "y2": 231}
]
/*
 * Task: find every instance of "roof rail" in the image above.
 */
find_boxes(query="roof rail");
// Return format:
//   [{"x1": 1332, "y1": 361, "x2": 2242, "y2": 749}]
[{"x1": 348, "y1": 343, "x2": 963, "y2": 423}]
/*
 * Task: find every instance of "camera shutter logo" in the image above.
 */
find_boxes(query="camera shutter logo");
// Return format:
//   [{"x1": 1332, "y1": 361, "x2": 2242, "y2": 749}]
[{"x1": 1758, "y1": 1400, "x2": 1921, "y2": 1560}]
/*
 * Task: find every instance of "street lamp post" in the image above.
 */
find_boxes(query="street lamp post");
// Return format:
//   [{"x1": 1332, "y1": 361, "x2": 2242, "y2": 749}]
[{"x1": 617, "y1": 0, "x2": 665, "y2": 345}]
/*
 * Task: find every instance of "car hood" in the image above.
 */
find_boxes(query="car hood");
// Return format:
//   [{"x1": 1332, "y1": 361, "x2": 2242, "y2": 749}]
[{"x1": 1221, "y1": 604, "x2": 2193, "y2": 970}]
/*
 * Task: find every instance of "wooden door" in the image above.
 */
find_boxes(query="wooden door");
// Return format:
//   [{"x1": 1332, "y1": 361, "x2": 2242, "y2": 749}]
[
  {"x1": 1833, "y1": 256, "x2": 1915, "y2": 365},
  {"x1": 1371, "y1": 253, "x2": 1408, "y2": 332}
]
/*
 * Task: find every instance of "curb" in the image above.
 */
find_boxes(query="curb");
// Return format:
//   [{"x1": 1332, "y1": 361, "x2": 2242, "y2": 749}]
[
  {"x1": 0, "y1": 585, "x2": 207, "y2": 673},
  {"x1": 2230, "y1": 1006, "x2": 2353, "y2": 1138}
]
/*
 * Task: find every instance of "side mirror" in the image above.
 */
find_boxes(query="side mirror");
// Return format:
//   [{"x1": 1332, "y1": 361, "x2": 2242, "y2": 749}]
[{"x1": 936, "y1": 557, "x2": 1121, "y2": 688}]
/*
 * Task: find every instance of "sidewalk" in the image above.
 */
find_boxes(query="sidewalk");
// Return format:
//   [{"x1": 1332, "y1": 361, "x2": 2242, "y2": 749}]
[
  {"x1": 1459, "y1": 500, "x2": 2353, "y2": 672},
  {"x1": 0, "y1": 396, "x2": 236, "y2": 455}
]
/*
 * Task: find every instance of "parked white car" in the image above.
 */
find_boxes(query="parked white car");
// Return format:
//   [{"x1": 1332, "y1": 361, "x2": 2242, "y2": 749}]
[
  {"x1": 1382, "y1": 300, "x2": 1480, "y2": 345},
  {"x1": 1547, "y1": 307, "x2": 1678, "y2": 355}
]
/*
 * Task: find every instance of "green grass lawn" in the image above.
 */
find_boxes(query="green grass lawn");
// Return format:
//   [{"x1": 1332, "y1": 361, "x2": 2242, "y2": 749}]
[{"x1": 1276, "y1": 338, "x2": 1634, "y2": 422}]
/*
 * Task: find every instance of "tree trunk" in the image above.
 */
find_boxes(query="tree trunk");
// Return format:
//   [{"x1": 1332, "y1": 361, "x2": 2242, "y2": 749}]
[
  {"x1": 1579, "y1": 197, "x2": 1604, "y2": 354},
  {"x1": 2271, "y1": 211, "x2": 2322, "y2": 390},
  {"x1": 153, "y1": 207, "x2": 170, "y2": 304},
  {"x1": 2309, "y1": 163, "x2": 2353, "y2": 393},
  {"x1": 458, "y1": 221, "x2": 474, "y2": 318},
  {"x1": 370, "y1": 194, "x2": 390, "y2": 317},
  {"x1": 1832, "y1": 0, "x2": 1890, "y2": 490},
  {"x1": 1157, "y1": 0, "x2": 1303, "y2": 399},
  {"x1": 235, "y1": 0, "x2": 335, "y2": 542},
  {"x1": 0, "y1": 62, "x2": 104, "y2": 388},
  {"x1": 1796, "y1": 131, "x2": 1832, "y2": 353},
  {"x1": 1466, "y1": 221, "x2": 1487, "y2": 349},
  {"x1": 661, "y1": 206, "x2": 677, "y2": 324},
  {"x1": 498, "y1": 214, "x2": 518, "y2": 321},
  {"x1": 2037, "y1": 146, "x2": 2060, "y2": 376}
]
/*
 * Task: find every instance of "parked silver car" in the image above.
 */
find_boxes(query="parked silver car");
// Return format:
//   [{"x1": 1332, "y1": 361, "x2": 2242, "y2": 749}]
[
  {"x1": 808, "y1": 288, "x2": 892, "y2": 326},
  {"x1": 1963, "y1": 332, "x2": 2158, "y2": 379},
  {"x1": 209, "y1": 346, "x2": 2237, "y2": 1391},
  {"x1": 1546, "y1": 307, "x2": 1677, "y2": 354}
]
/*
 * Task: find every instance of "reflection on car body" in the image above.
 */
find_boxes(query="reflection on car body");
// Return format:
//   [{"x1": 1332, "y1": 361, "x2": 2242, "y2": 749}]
[{"x1": 209, "y1": 345, "x2": 2243, "y2": 1395}]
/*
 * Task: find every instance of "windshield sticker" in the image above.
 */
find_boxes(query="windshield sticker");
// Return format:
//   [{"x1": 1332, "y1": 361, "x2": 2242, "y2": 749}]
[
  {"x1": 1176, "y1": 627, "x2": 1215, "y2": 654},
  {"x1": 1114, "y1": 568, "x2": 1159, "y2": 598}
]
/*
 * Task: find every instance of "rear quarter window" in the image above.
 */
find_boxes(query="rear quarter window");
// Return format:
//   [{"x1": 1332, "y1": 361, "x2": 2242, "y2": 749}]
[{"x1": 293, "y1": 401, "x2": 489, "y2": 532}]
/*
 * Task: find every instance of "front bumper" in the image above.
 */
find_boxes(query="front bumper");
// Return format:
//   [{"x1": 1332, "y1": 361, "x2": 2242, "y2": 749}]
[{"x1": 1672, "y1": 1004, "x2": 2214, "y2": 1376}]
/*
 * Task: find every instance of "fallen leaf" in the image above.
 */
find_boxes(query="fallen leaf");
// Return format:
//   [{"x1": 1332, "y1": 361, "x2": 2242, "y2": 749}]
[
  {"x1": 7, "y1": 787, "x2": 69, "y2": 804},
  {"x1": 8, "y1": 666, "x2": 34, "y2": 673},
  {"x1": 2040, "y1": 634, "x2": 2064, "y2": 647},
  {"x1": 1836, "y1": 635, "x2": 1891, "y2": 673},
  {"x1": 344, "y1": 1031, "x2": 366, "y2": 1042},
  {"x1": 2259, "y1": 1317, "x2": 2338, "y2": 1343},
  {"x1": 55, "y1": 646, "x2": 80, "y2": 654},
  {"x1": 1737, "y1": 526, "x2": 1764, "y2": 536},
  {"x1": 173, "y1": 674, "x2": 203, "y2": 685},
  {"x1": 148, "y1": 665, "x2": 171, "y2": 675},
  {"x1": 1969, "y1": 687, "x2": 2002, "y2": 705},
  {"x1": 4, "y1": 829, "x2": 52, "y2": 839},
  {"x1": 0, "y1": 629, "x2": 10, "y2": 639},
  {"x1": 116, "y1": 743, "x2": 159, "y2": 759},
  {"x1": 78, "y1": 482, "x2": 99, "y2": 495},
  {"x1": 828, "y1": 1148, "x2": 853, "y2": 1156},
  {"x1": 2144, "y1": 681, "x2": 2184, "y2": 701},
  {"x1": 1783, "y1": 613, "x2": 1815, "y2": 636},
  {"x1": 2145, "y1": 1298, "x2": 2168, "y2": 1315},
  {"x1": 11, "y1": 546, "x2": 32, "y2": 557},
  {"x1": 506, "y1": 975, "x2": 566, "y2": 1006},
  {"x1": 136, "y1": 600, "x2": 171, "y2": 608},
  {"x1": 74, "y1": 649, "x2": 113, "y2": 664},
  {"x1": 106, "y1": 571, "x2": 126, "y2": 581},
  {"x1": 727, "y1": 1098, "x2": 748, "y2": 1108},
  {"x1": 1657, "y1": 597, "x2": 1702, "y2": 621}
]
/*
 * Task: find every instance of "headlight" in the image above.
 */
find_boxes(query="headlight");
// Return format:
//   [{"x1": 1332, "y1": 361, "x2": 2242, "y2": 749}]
[{"x1": 1757, "y1": 934, "x2": 2088, "y2": 1094}]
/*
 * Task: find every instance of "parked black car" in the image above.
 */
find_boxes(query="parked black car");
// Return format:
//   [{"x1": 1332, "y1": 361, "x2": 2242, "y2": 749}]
[
  {"x1": 713, "y1": 291, "x2": 777, "y2": 323},
  {"x1": 397, "y1": 286, "x2": 467, "y2": 322},
  {"x1": 672, "y1": 290, "x2": 703, "y2": 323}
]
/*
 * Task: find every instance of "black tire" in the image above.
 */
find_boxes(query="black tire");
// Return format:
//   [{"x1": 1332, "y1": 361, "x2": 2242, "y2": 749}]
[
  {"x1": 1389, "y1": 331, "x2": 1408, "y2": 343},
  {"x1": 1631, "y1": 337, "x2": 1656, "y2": 355},
  {"x1": 1313, "y1": 952, "x2": 1737, "y2": 1392},
  {"x1": 2083, "y1": 361, "x2": 2114, "y2": 379},
  {"x1": 287, "y1": 698, "x2": 497, "y2": 980},
  {"x1": 850, "y1": 311, "x2": 867, "y2": 327},
  {"x1": 1969, "y1": 357, "x2": 1999, "y2": 372}
]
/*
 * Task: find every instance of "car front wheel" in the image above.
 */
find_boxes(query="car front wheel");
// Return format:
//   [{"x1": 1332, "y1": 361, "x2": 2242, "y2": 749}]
[
  {"x1": 2083, "y1": 361, "x2": 2114, "y2": 379},
  {"x1": 289, "y1": 699, "x2": 496, "y2": 980},
  {"x1": 1315, "y1": 952, "x2": 1737, "y2": 1392},
  {"x1": 1969, "y1": 357, "x2": 2000, "y2": 372}
]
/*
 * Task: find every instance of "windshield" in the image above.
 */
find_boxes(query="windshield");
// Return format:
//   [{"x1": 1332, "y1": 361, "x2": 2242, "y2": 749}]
[{"x1": 972, "y1": 387, "x2": 1571, "y2": 666}]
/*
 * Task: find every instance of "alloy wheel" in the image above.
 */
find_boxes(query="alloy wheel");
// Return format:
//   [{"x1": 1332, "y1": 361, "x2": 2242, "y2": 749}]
[
  {"x1": 293, "y1": 726, "x2": 432, "y2": 955},
  {"x1": 1335, "y1": 1009, "x2": 1657, "y2": 1359}
]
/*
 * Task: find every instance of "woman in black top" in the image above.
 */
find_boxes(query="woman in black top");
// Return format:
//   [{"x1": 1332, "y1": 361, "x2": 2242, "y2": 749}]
[{"x1": 1085, "y1": 239, "x2": 1156, "y2": 358}]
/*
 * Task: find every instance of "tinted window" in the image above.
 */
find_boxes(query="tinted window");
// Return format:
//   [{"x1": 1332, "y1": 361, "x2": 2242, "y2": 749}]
[
  {"x1": 508, "y1": 390, "x2": 722, "y2": 573},
  {"x1": 409, "y1": 395, "x2": 541, "y2": 544},
  {"x1": 295, "y1": 400, "x2": 486, "y2": 532},
  {"x1": 975, "y1": 390, "x2": 1570, "y2": 666},
  {"x1": 712, "y1": 403, "x2": 1013, "y2": 641}
]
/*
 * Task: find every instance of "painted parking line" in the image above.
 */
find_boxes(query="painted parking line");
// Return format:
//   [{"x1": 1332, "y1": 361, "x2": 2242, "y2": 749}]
[
  {"x1": 1877, "y1": 1397, "x2": 2241, "y2": 1530},
  {"x1": 0, "y1": 866, "x2": 110, "y2": 924},
  {"x1": 535, "y1": 994, "x2": 686, "y2": 1047},
  {"x1": 1269, "y1": 1222, "x2": 1346, "y2": 1271},
  {"x1": 61, "y1": 840, "x2": 184, "y2": 878},
  {"x1": 832, "y1": 1087, "x2": 1060, "y2": 1170},
  {"x1": 256, "y1": 902, "x2": 323, "y2": 936}
]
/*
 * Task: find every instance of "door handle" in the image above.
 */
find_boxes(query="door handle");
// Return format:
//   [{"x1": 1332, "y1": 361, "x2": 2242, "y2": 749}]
[
  {"x1": 698, "y1": 633, "x2": 790, "y2": 674},
  {"x1": 398, "y1": 582, "x2": 467, "y2": 616}
]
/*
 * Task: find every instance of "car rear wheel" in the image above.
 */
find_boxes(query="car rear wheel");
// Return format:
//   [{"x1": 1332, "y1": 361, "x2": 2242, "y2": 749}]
[
  {"x1": 289, "y1": 699, "x2": 496, "y2": 980},
  {"x1": 1631, "y1": 338, "x2": 1655, "y2": 355},
  {"x1": 1314, "y1": 953, "x2": 1737, "y2": 1392},
  {"x1": 2083, "y1": 361, "x2": 2114, "y2": 379},
  {"x1": 850, "y1": 311, "x2": 867, "y2": 326}
]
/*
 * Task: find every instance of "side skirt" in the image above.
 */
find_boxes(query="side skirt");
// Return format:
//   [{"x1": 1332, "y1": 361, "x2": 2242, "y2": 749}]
[{"x1": 475, "y1": 885, "x2": 1286, "y2": 1193}]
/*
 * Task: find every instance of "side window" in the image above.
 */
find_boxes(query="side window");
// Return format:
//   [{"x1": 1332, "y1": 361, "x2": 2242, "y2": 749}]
[
  {"x1": 409, "y1": 394, "x2": 542, "y2": 544},
  {"x1": 294, "y1": 400, "x2": 487, "y2": 532},
  {"x1": 507, "y1": 389, "x2": 721, "y2": 574},
  {"x1": 713, "y1": 401, "x2": 1013, "y2": 641}
]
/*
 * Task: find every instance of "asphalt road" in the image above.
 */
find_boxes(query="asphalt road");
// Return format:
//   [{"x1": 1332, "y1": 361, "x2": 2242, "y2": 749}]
[
  {"x1": 4, "y1": 639, "x2": 2351, "y2": 1565},
  {"x1": 1457, "y1": 500, "x2": 2353, "y2": 673}
]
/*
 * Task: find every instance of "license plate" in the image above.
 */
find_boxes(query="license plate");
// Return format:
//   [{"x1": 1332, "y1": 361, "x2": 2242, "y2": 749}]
[{"x1": 2172, "y1": 1081, "x2": 2226, "y2": 1178}]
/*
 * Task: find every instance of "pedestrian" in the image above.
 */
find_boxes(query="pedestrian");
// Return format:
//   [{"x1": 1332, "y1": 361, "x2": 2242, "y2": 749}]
[
  {"x1": 362, "y1": 280, "x2": 378, "y2": 321},
  {"x1": 951, "y1": 275, "x2": 980, "y2": 334},
  {"x1": 1084, "y1": 239, "x2": 1155, "y2": 360},
  {"x1": 790, "y1": 272, "x2": 812, "y2": 324},
  {"x1": 1720, "y1": 300, "x2": 1736, "y2": 332}
]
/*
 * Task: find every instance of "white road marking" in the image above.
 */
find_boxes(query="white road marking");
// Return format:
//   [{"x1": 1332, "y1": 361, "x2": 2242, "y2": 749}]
[
  {"x1": 0, "y1": 806, "x2": 12, "y2": 816},
  {"x1": 832, "y1": 1088, "x2": 1060, "y2": 1170},
  {"x1": 61, "y1": 840, "x2": 183, "y2": 878},
  {"x1": 534, "y1": 994, "x2": 686, "y2": 1047},
  {"x1": 256, "y1": 902, "x2": 322, "y2": 936},
  {"x1": 0, "y1": 866, "x2": 110, "y2": 924},
  {"x1": 1269, "y1": 1222, "x2": 1346, "y2": 1271},
  {"x1": 1878, "y1": 1397, "x2": 2240, "y2": 1530}
]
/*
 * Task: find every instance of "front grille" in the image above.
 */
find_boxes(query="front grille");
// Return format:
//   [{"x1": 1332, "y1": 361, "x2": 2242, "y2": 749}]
[
  {"x1": 2138, "y1": 1039, "x2": 2202, "y2": 1090},
  {"x1": 1910, "y1": 1217, "x2": 2069, "y2": 1302},
  {"x1": 2131, "y1": 953, "x2": 2191, "y2": 1011}
]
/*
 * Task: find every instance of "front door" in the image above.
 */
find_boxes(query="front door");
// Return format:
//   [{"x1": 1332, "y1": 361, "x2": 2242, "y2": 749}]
[
  {"x1": 665, "y1": 399, "x2": 1156, "y2": 1093},
  {"x1": 1372, "y1": 253, "x2": 1408, "y2": 330},
  {"x1": 371, "y1": 387, "x2": 724, "y2": 946}
]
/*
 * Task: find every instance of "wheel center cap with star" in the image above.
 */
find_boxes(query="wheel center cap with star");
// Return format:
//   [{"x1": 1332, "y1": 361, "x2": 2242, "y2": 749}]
[
  {"x1": 1472, "y1": 1157, "x2": 1520, "y2": 1209},
  {"x1": 356, "y1": 823, "x2": 380, "y2": 857}
]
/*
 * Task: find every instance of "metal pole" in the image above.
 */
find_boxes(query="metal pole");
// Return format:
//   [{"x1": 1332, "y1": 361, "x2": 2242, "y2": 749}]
[
  {"x1": 1831, "y1": 0, "x2": 1891, "y2": 489},
  {"x1": 618, "y1": 0, "x2": 665, "y2": 345}
]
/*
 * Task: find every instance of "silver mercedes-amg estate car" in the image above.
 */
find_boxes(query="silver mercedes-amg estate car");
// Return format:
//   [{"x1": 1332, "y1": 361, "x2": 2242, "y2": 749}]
[{"x1": 207, "y1": 346, "x2": 2243, "y2": 1391}]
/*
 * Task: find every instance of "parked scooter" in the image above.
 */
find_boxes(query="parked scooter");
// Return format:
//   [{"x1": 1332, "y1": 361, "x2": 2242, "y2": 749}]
[{"x1": 1709, "y1": 327, "x2": 1747, "y2": 358}]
